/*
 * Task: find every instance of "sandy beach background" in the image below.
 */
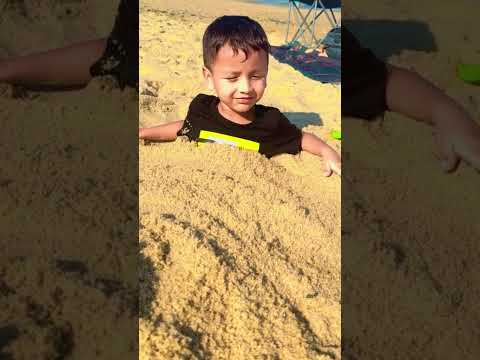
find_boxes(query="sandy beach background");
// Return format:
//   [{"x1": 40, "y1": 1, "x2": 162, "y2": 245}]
[
  {"x1": 139, "y1": 0, "x2": 341, "y2": 358},
  {"x1": 343, "y1": 1, "x2": 480, "y2": 359},
  {"x1": 1, "y1": 1, "x2": 138, "y2": 358}
]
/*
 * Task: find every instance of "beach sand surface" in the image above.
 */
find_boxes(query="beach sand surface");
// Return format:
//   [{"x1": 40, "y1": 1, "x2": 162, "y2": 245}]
[
  {"x1": 343, "y1": 1, "x2": 480, "y2": 359},
  {"x1": 1, "y1": 1, "x2": 138, "y2": 358},
  {"x1": 139, "y1": 0, "x2": 341, "y2": 358}
]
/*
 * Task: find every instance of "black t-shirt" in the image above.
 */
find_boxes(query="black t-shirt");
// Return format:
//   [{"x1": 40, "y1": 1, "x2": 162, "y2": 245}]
[
  {"x1": 342, "y1": 27, "x2": 390, "y2": 119},
  {"x1": 90, "y1": 0, "x2": 139, "y2": 89},
  {"x1": 177, "y1": 94, "x2": 303, "y2": 158}
]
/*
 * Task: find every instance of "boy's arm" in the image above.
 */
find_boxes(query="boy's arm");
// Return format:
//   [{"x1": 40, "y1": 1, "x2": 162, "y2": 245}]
[
  {"x1": 301, "y1": 132, "x2": 341, "y2": 176},
  {"x1": 386, "y1": 65, "x2": 449, "y2": 125},
  {"x1": 386, "y1": 65, "x2": 480, "y2": 171},
  {"x1": 0, "y1": 39, "x2": 107, "y2": 86},
  {"x1": 139, "y1": 120, "x2": 184, "y2": 142}
]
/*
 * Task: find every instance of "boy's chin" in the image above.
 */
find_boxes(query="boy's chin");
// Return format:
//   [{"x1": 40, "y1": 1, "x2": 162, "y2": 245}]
[{"x1": 231, "y1": 102, "x2": 255, "y2": 113}]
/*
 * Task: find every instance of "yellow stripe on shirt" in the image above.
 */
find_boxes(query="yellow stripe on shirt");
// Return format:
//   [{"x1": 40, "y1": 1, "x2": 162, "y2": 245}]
[{"x1": 198, "y1": 130, "x2": 260, "y2": 152}]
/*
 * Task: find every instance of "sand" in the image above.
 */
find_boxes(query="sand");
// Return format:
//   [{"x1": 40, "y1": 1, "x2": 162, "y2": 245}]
[
  {"x1": 1, "y1": 1, "x2": 138, "y2": 358},
  {"x1": 343, "y1": 1, "x2": 480, "y2": 359},
  {"x1": 139, "y1": 0, "x2": 341, "y2": 358}
]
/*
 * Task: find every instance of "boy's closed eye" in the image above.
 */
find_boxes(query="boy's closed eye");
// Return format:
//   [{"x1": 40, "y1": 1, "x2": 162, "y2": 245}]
[{"x1": 223, "y1": 75, "x2": 264, "y2": 81}]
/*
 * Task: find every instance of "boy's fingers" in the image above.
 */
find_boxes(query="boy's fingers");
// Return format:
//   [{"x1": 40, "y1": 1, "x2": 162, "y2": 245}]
[
  {"x1": 324, "y1": 161, "x2": 341, "y2": 177},
  {"x1": 456, "y1": 137, "x2": 480, "y2": 171},
  {"x1": 324, "y1": 164, "x2": 333, "y2": 177},
  {"x1": 441, "y1": 156, "x2": 458, "y2": 172},
  {"x1": 328, "y1": 161, "x2": 341, "y2": 176},
  {"x1": 333, "y1": 162, "x2": 341, "y2": 176},
  {"x1": 434, "y1": 134, "x2": 459, "y2": 172}
]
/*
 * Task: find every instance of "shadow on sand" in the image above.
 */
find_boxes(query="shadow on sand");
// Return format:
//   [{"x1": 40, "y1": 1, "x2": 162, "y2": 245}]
[
  {"x1": 271, "y1": 44, "x2": 341, "y2": 83},
  {"x1": 284, "y1": 111, "x2": 323, "y2": 128},
  {"x1": 343, "y1": 19, "x2": 437, "y2": 61}
]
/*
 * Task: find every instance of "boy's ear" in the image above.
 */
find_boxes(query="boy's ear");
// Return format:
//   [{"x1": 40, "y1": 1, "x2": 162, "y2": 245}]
[{"x1": 202, "y1": 66, "x2": 214, "y2": 92}]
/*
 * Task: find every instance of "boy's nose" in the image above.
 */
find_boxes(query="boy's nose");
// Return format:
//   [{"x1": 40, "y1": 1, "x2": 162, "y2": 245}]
[{"x1": 238, "y1": 77, "x2": 252, "y2": 93}]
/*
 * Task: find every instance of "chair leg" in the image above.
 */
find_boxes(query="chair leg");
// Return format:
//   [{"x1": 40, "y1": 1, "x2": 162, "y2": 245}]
[
  {"x1": 310, "y1": 0, "x2": 319, "y2": 47},
  {"x1": 290, "y1": 2, "x2": 317, "y2": 45},
  {"x1": 291, "y1": 4, "x2": 307, "y2": 44},
  {"x1": 324, "y1": 8, "x2": 337, "y2": 28},
  {"x1": 296, "y1": 9, "x2": 322, "y2": 46},
  {"x1": 301, "y1": 6, "x2": 340, "y2": 48},
  {"x1": 285, "y1": 1, "x2": 292, "y2": 43},
  {"x1": 329, "y1": 9, "x2": 340, "y2": 27},
  {"x1": 291, "y1": 2, "x2": 306, "y2": 44}
]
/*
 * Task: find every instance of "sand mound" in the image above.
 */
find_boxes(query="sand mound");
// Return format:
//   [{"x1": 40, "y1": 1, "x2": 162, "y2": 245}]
[{"x1": 140, "y1": 142, "x2": 340, "y2": 359}]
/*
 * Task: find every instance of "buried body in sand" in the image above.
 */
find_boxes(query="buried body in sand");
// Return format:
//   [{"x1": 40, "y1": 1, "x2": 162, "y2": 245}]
[{"x1": 139, "y1": 8, "x2": 341, "y2": 360}]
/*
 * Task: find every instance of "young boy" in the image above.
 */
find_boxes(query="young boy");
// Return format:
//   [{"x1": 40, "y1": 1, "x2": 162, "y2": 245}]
[
  {"x1": 139, "y1": 16, "x2": 341, "y2": 177},
  {"x1": 343, "y1": 27, "x2": 480, "y2": 172}
]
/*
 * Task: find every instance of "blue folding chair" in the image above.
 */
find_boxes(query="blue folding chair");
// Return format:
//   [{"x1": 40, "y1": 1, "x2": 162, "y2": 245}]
[{"x1": 285, "y1": 0, "x2": 341, "y2": 48}]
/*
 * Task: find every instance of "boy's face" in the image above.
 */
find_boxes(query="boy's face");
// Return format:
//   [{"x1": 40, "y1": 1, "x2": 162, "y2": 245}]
[{"x1": 203, "y1": 44, "x2": 268, "y2": 116}]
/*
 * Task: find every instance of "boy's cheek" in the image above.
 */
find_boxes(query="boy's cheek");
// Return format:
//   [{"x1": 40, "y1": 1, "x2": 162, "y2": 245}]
[{"x1": 207, "y1": 78, "x2": 214, "y2": 91}]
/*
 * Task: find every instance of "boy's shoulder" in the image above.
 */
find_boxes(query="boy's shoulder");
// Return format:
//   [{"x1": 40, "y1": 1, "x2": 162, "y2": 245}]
[
  {"x1": 255, "y1": 103, "x2": 282, "y2": 116},
  {"x1": 190, "y1": 93, "x2": 217, "y2": 108},
  {"x1": 255, "y1": 103, "x2": 290, "y2": 126},
  {"x1": 186, "y1": 94, "x2": 217, "y2": 119}
]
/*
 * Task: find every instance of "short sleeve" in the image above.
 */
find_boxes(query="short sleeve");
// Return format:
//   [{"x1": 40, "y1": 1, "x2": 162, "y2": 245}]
[
  {"x1": 260, "y1": 111, "x2": 303, "y2": 158},
  {"x1": 90, "y1": 0, "x2": 139, "y2": 89},
  {"x1": 342, "y1": 27, "x2": 389, "y2": 119},
  {"x1": 176, "y1": 94, "x2": 210, "y2": 139}
]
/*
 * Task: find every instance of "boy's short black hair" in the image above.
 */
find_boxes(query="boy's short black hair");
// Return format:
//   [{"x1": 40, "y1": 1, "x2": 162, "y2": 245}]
[{"x1": 202, "y1": 15, "x2": 271, "y2": 70}]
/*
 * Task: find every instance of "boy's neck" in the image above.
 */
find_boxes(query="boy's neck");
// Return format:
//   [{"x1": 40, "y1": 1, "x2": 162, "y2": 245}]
[{"x1": 217, "y1": 102, "x2": 255, "y2": 125}]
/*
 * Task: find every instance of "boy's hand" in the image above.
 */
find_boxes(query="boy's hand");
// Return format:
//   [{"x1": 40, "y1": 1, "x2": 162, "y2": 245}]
[
  {"x1": 321, "y1": 146, "x2": 342, "y2": 177},
  {"x1": 301, "y1": 132, "x2": 341, "y2": 176},
  {"x1": 432, "y1": 100, "x2": 480, "y2": 172}
]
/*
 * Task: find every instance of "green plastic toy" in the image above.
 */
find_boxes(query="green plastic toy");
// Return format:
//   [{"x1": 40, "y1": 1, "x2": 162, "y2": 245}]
[
  {"x1": 331, "y1": 130, "x2": 341, "y2": 140},
  {"x1": 457, "y1": 64, "x2": 480, "y2": 85}
]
